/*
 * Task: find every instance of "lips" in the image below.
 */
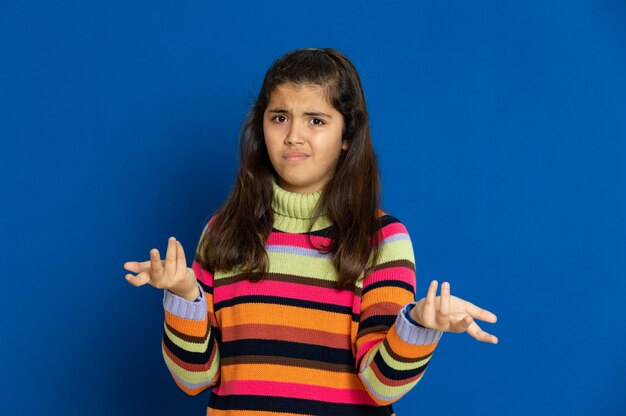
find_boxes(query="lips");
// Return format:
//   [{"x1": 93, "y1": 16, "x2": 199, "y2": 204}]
[{"x1": 283, "y1": 152, "x2": 309, "y2": 161}]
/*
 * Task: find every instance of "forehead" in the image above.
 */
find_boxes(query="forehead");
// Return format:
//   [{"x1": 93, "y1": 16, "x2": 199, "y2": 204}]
[{"x1": 267, "y1": 83, "x2": 336, "y2": 111}]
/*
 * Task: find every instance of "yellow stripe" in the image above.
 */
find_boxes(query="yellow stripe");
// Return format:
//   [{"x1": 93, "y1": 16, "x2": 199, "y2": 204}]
[
  {"x1": 360, "y1": 366, "x2": 421, "y2": 400},
  {"x1": 162, "y1": 347, "x2": 220, "y2": 385},
  {"x1": 378, "y1": 343, "x2": 431, "y2": 371},
  {"x1": 164, "y1": 322, "x2": 210, "y2": 353},
  {"x1": 378, "y1": 239, "x2": 415, "y2": 264},
  {"x1": 216, "y1": 251, "x2": 337, "y2": 280}
]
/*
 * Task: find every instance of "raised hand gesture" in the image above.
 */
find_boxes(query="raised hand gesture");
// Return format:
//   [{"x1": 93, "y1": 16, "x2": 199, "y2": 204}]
[
  {"x1": 411, "y1": 280, "x2": 498, "y2": 344},
  {"x1": 123, "y1": 236, "x2": 200, "y2": 301}
]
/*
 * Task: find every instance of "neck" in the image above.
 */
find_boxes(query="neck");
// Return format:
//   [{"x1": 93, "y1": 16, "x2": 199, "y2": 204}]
[{"x1": 271, "y1": 179, "x2": 332, "y2": 233}]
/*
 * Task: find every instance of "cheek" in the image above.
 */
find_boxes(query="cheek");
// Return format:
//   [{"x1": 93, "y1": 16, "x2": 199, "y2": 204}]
[{"x1": 263, "y1": 128, "x2": 279, "y2": 156}]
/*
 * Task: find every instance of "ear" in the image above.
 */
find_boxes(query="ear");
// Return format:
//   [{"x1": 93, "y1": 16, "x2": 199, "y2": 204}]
[{"x1": 341, "y1": 139, "x2": 349, "y2": 151}]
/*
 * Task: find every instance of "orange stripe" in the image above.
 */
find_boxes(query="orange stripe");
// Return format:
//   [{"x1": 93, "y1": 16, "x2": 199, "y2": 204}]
[
  {"x1": 165, "y1": 311, "x2": 209, "y2": 338},
  {"x1": 385, "y1": 325, "x2": 438, "y2": 359},
  {"x1": 220, "y1": 363, "x2": 363, "y2": 389},
  {"x1": 219, "y1": 304, "x2": 349, "y2": 334},
  {"x1": 357, "y1": 332, "x2": 384, "y2": 347},
  {"x1": 360, "y1": 287, "x2": 412, "y2": 310}
]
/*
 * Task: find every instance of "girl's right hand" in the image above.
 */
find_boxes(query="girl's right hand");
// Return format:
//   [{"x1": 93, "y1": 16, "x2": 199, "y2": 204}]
[{"x1": 123, "y1": 236, "x2": 200, "y2": 301}]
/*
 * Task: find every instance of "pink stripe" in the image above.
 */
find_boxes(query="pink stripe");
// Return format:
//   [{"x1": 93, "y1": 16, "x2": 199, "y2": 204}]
[
  {"x1": 213, "y1": 279, "x2": 354, "y2": 307},
  {"x1": 267, "y1": 232, "x2": 332, "y2": 249},
  {"x1": 365, "y1": 267, "x2": 415, "y2": 288},
  {"x1": 216, "y1": 380, "x2": 377, "y2": 405},
  {"x1": 192, "y1": 260, "x2": 214, "y2": 287},
  {"x1": 352, "y1": 296, "x2": 361, "y2": 315},
  {"x1": 380, "y1": 221, "x2": 408, "y2": 239},
  {"x1": 357, "y1": 338, "x2": 381, "y2": 365}
]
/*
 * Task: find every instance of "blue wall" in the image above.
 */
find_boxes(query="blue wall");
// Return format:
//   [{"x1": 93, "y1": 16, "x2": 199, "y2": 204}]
[{"x1": 1, "y1": 1, "x2": 624, "y2": 414}]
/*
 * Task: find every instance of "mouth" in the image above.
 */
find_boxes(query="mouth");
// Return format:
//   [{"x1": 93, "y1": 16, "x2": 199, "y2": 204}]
[{"x1": 283, "y1": 152, "x2": 310, "y2": 162}]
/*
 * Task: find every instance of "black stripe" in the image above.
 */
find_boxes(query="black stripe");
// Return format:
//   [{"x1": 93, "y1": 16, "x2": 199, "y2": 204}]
[
  {"x1": 303, "y1": 215, "x2": 401, "y2": 238},
  {"x1": 220, "y1": 339, "x2": 354, "y2": 366},
  {"x1": 214, "y1": 295, "x2": 352, "y2": 315},
  {"x1": 380, "y1": 214, "x2": 400, "y2": 227},
  {"x1": 271, "y1": 226, "x2": 336, "y2": 239},
  {"x1": 198, "y1": 280, "x2": 213, "y2": 295},
  {"x1": 358, "y1": 315, "x2": 396, "y2": 332},
  {"x1": 372, "y1": 350, "x2": 428, "y2": 380},
  {"x1": 209, "y1": 393, "x2": 395, "y2": 416},
  {"x1": 362, "y1": 279, "x2": 414, "y2": 296},
  {"x1": 305, "y1": 225, "x2": 336, "y2": 238},
  {"x1": 162, "y1": 330, "x2": 214, "y2": 365},
  {"x1": 271, "y1": 214, "x2": 402, "y2": 246}
]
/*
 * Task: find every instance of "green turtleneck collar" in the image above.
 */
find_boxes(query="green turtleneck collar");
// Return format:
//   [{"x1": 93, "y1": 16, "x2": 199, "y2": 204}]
[{"x1": 271, "y1": 179, "x2": 333, "y2": 233}]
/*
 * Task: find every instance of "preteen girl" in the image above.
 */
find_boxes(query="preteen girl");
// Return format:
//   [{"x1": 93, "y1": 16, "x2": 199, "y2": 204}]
[{"x1": 124, "y1": 47, "x2": 498, "y2": 415}]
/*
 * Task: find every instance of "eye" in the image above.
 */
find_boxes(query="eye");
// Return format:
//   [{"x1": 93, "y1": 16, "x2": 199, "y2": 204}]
[
  {"x1": 272, "y1": 115, "x2": 287, "y2": 123},
  {"x1": 311, "y1": 118, "x2": 325, "y2": 126}
]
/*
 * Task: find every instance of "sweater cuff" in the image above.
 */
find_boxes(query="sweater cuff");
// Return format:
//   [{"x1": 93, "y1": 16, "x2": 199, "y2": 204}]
[
  {"x1": 163, "y1": 283, "x2": 206, "y2": 320},
  {"x1": 395, "y1": 302, "x2": 443, "y2": 345}
]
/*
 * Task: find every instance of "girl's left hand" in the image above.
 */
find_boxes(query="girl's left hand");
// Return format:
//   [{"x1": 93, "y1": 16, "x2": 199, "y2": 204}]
[{"x1": 411, "y1": 280, "x2": 498, "y2": 344}]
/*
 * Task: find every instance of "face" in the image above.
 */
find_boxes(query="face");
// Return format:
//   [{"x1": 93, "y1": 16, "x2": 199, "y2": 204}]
[{"x1": 263, "y1": 83, "x2": 347, "y2": 194}]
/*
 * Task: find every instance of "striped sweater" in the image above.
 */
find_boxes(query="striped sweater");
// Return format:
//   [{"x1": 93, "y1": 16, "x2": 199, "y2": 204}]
[{"x1": 162, "y1": 182, "x2": 443, "y2": 415}]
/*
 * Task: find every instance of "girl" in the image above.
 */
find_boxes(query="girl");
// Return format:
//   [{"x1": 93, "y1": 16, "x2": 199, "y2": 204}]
[{"x1": 124, "y1": 47, "x2": 497, "y2": 415}]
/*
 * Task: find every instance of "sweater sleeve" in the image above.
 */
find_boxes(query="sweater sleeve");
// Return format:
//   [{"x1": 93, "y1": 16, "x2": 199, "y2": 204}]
[
  {"x1": 355, "y1": 216, "x2": 443, "y2": 405},
  {"x1": 161, "y1": 223, "x2": 221, "y2": 395}
]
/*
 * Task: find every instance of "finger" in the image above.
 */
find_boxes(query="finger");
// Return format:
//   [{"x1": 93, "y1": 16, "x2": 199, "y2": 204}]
[
  {"x1": 164, "y1": 237, "x2": 177, "y2": 279},
  {"x1": 466, "y1": 321, "x2": 499, "y2": 344},
  {"x1": 125, "y1": 272, "x2": 150, "y2": 287},
  {"x1": 123, "y1": 260, "x2": 151, "y2": 273},
  {"x1": 176, "y1": 241, "x2": 187, "y2": 277},
  {"x1": 464, "y1": 300, "x2": 498, "y2": 323},
  {"x1": 437, "y1": 281, "x2": 450, "y2": 326},
  {"x1": 422, "y1": 280, "x2": 438, "y2": 324},
  {"x1": 150, "y1": 248, "x2": 164, "y2": 281}
]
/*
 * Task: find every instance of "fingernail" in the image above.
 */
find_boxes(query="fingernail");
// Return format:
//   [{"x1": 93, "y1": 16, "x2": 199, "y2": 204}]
[{"x1": 169, "y1": 236, "x2": 175, "y2": 241}]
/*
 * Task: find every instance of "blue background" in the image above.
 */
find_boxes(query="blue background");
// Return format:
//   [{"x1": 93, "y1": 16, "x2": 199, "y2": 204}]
[{"x1": 1, "y1": 1, "x2": 625, "y2": 414}]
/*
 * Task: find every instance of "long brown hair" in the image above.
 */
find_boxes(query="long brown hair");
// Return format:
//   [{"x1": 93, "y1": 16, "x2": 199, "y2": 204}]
[{"x1": 196, "y1": 47, "x2": 382, "y2": 289}]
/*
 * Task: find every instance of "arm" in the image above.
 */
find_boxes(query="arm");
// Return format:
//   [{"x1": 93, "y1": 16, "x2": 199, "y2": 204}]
[
  {"x1": 355, "y1": 217, "x2": 443, "y2": 406},
  {"x1": 124, "y1": 222, "x2": 221, "y2": 395},
  {"x1": 161, "y1": 258, "x2": 221, "y2": 395}
]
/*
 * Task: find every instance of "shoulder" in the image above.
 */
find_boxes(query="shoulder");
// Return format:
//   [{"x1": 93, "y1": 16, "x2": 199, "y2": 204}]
[
  {"x1": 362, "y1": 212, "x2": 416, "y2": 293},
  {"x1": 377, "y1": 211, "x2": 412, "y2": 242},
  {"x1": 374, "y1": 212, "x2": 415, "y2": 266},
  {"x1": 199, "y1": 214, "x2": 219, "y2": 236}
]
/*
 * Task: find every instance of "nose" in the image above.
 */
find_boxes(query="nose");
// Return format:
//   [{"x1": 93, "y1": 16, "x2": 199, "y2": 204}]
[{"x1": 285, "y1": 122, "x2": 305, "y2": 146}]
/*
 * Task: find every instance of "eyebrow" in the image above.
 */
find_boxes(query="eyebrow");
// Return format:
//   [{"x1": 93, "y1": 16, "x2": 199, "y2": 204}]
[{"x1": 267, "y1": 108, "x2": 333, "y2": 119}]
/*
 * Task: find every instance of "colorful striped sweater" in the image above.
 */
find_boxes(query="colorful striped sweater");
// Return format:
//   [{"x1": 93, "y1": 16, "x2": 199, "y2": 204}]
[{"x1": 161, "y1": 182, "x2": 443, "y2": 415}]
